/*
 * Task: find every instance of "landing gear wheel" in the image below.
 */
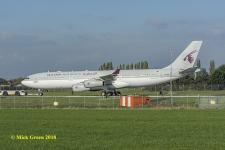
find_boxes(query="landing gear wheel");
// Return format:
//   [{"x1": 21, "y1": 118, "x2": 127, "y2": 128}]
[
  {"x1": 3, "y1": 91, "x2": 8, "y2": 96},
  {"x1": 38, "y1": 92, "x2": 43, "y2": 96},
  {"x1": 112, "y1": 90, "x2": 121, "y2": 96},
  {"x1": 101, "y1": 91, "x2": 106, "y2": 96},
  {"x1": 38, "y1": 89, "x2": 43, "y2": 96},
  {"x1": 107, "y1": 92, "x2": 113, "y2": 96},
  {"x1": 101, "y1": 90, "x2": 121, "y2": 97},
  {"x1": 15, "y1": 91, "x2": 20, "y2": 96}
]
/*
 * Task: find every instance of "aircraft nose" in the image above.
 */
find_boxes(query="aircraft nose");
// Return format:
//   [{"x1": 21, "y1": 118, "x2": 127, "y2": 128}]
[{"x1": 21, "y1": 80, "x2": 28, "y2": 86}]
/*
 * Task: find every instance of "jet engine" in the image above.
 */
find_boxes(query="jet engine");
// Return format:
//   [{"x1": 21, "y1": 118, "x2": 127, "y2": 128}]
[
  {"x1": 72, "y1": 83, "x2": 90, "y2": 92},
  {"x1": 83, "y1": 79, "x2": 103, "y2": 88}
]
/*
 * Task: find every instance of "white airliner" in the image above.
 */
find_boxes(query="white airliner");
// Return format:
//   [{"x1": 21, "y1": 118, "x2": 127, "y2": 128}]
[{"x1": 21, "y1": 41, "x2": 203, "y2": 96}]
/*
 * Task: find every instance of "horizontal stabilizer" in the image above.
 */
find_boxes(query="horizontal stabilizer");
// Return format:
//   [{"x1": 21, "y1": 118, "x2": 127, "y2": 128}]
[{"x1": 179, "y1": 66, "x2": 197, "y2": 75}]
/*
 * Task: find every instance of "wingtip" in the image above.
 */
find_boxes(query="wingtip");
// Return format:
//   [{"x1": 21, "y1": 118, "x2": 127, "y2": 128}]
[
  {"x1": 112, "y1": 69, "x2": 120, "y2": 75},
  {"x1": 192, "y1": 40, "x2": 203, "y2": 43}
]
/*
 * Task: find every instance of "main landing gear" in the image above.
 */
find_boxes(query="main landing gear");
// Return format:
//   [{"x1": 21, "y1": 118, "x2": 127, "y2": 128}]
[
  {"x1": 38, "y1": 89, "x2": 44, "y2": 96},
  {"x1": 101, "y1": 90, "x2": 121, "y2": 97}
]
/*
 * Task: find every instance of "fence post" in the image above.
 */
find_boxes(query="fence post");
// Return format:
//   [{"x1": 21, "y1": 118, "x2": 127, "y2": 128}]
[
  {"x1": 83, "y1": 96, "x2": 85, "y2": 109},
  {"x1": 208, "y1": 96, "x2": 210, "y2": 109},
  {"x1": 68, "y1": 96, "x2": 70, "y2": 109},
  {"x1": 157, "y1": 93, "x2": 159, "y2": 107},
  {"x1": 0, "y1": 96, "x2": 1, "y2": 109},
  {"x1": 13, "y1": 96, "x2": 15, "y2": 109},
  {"x1": 41, "y1": 96, "x2": 44, "y2": 109},
  {"x1": 26, "y1": 96, "x2": 28, "y2": 109},
  {"x1": 198, "y1": 95, "x2": 200, "y2": 108},
  {"x1": 186, "y1": 96, "x2": 188, "y2": 109},
  {"x1": 98, "y1": 96, "x2": 101, "y2": 109},
  {"x1": 217, "y1": 96, "x2": 219, "y2": 109},
  {"x1": 113, "y1": 97, "x2": 114, "y2": 110},
  {"x1": 142, "y1": 96, "x2": 144, "y2": 110},
  {"x1": 54, "y1": 96, "x2": 56, "y2": 108}
]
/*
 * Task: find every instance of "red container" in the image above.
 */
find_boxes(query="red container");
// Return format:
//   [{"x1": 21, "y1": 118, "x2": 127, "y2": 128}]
[{"x1": 120, "y1": 96, "x2": 150, "y2": 108}]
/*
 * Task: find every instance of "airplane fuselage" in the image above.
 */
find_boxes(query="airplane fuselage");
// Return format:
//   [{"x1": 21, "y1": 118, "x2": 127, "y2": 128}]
[{"x1": 22, "y1": 68, "x2": 181, "y2": 90}]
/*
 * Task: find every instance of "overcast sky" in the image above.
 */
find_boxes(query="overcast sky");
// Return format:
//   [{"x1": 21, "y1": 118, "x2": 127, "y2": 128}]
[{"x1": 0, "y1": 0, "x2": 225, "y2": 79}]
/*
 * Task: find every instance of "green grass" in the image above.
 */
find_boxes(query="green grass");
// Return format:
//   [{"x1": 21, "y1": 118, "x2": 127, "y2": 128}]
[
  {"x1": 0, "y1": 109, "x2": 225, "y2": 149},
  {"x1": 0, "y1": 96, "x2": 120, "y2": 109},
  {"x1": 1, "y1": 95, "x2": 225, "y2": 109},
  {"x1": 27, "y1": 88, "x2": 225, "y2": 96}
]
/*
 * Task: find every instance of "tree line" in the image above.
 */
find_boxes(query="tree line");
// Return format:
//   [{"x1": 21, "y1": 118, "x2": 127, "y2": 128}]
[
  {"x1": 168, "y1": 59, "x2": 225, "y2": 90},
  {"x1": 98, "y1": 61, "x2": 149, "y2": 70}
]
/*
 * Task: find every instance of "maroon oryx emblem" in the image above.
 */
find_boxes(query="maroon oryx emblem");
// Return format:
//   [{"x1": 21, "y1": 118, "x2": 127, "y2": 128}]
[{"x1": 184, "y1": 50, "x2": 197, "y2": 63}]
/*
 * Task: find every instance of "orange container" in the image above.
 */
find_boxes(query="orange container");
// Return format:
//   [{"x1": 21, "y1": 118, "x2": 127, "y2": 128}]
[{"x1": 120, "y1": 96, "x2": 150, "y2": 108}]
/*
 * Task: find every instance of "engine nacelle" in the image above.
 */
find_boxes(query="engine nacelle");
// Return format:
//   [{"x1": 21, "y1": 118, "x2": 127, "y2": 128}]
[
  {"x1": 84, "y1": 80, "x2": 103, "y2": 88},
  {"x1": 72, "y1": 83, "x2": 90, "y2": 92}
]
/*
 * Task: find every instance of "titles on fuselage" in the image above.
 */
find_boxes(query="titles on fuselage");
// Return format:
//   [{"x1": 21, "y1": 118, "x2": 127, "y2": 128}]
[{"x1": 46, "y1": 72, "x2": 98, "y2": 77}]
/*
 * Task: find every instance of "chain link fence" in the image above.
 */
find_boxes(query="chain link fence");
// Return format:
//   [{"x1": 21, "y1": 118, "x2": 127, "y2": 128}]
[{"x1": 0, "y1": 96, "x2": 225, "y2": 109}]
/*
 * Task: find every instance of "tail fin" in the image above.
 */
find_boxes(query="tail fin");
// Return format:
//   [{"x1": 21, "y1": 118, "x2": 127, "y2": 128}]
[{"x1": 165, "y1": 41, "x2": 203, "y2": 71}]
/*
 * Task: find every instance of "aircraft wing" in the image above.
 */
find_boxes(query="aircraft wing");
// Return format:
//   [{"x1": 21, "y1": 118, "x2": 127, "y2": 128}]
[{"x1": 99, "y1": 69, "x2": 120, "y2": 81}]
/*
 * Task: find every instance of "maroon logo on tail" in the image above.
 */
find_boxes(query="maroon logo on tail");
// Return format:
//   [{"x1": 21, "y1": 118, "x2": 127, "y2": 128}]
[{"x1": 184, "y1": 50, "x2": 197, "y2": 64}]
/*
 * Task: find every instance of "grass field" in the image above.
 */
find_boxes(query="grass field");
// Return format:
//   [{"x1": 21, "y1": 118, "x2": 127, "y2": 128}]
[
  {"x1": 28, "y1": 88, "x2": 225, "y2": 96},
  {"x1": 2, "y1": 95, "x2": 221, "y2": 109},
  {"x1": 0, "y1": 109, "x2": 225, "y2": 150},
  {"x1": 1, "y1": 95, "x2": 225, "y2": 109}
]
